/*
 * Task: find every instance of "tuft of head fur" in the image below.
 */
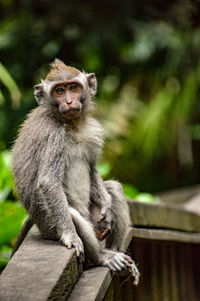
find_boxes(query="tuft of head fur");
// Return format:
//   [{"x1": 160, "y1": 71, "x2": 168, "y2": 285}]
[{"x1": 46, "y1": 59, "x2": 81, "y2": 82}]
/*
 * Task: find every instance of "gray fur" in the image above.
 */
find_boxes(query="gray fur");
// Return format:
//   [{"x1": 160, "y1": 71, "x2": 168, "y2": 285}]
[{"x1": 12, "y1": 61, "x2": 139, "y2": 284}]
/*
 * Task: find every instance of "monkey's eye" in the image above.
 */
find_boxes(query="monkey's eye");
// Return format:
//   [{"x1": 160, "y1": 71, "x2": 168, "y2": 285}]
[
  {"x1": 55, "y1": 87, "x2": 65, "y2": 95},
  {"x1": 69, "y1": 84, "x2": 78, "y2": 92}
]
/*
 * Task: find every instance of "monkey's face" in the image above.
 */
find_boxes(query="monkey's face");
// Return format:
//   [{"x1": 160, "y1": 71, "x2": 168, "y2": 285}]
[
  {"x1": 34, "y1": 59, "x2": 97, "y2": 118},
  {"x1": 51, "y1": 81, "x2": 83, "y2": 119}
]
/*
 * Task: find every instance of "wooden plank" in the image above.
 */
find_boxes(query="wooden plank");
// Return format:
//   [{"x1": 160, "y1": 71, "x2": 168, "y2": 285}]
[
  {"x1": 112, "y1": 238, "x2": 200, "y2": 301},
  {"x1": 0, "y1": 226, "x2": 81, "y2": 301}
]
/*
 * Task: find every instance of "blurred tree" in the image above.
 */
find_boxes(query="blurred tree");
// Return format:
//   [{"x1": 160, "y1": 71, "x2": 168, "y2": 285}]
[{"x1": 0, "y1": 0, "x2": 200, "y2": 192}]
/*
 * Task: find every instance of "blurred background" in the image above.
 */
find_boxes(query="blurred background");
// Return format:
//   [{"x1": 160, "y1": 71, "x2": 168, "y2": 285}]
[{"x1": 1, "y1": 0, "x2": 200, "y2": 270}]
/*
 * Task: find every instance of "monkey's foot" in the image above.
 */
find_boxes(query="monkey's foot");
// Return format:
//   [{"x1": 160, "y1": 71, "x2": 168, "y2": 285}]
[
  {"x1": 125, "y1": 255, "x2": 140, "y2": 286},
  {"x1": 99, "y1": 250, "x2": 140, "y2": 286},
  {"x1": 61, "y1": 232, "x2": 84, "y2": 262}
]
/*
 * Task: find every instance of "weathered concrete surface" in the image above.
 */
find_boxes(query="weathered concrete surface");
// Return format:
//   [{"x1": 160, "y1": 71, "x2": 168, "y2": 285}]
[
  {"x1": 1, "y1": 185, "x2": 200, "y2": 301},
  {"x1": 132, "y1": 227, "x2": 200, "y2": 243},
  {"x1": 68, "y1": 228, "x2": 135, "y2": 301},
  {"x1": 156, "y1": 184, "x2": 200, "y2": 204},
  {"x1": 0, "y1": 226, "x2": 81, "y2": 301},
  {"x1": 129, "y1": 196, "x2": 200, "y2": 233},
  {"x1": 68, "y1": 267, "x2": 112, "y2": 301},
  {"x1": 182, "y1": 194, "x2": 200, "y2": 215}
]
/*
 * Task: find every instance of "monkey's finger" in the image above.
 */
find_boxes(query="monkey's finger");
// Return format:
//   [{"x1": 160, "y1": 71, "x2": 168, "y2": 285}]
[
  {"x1": 133, "y1": 270, "x2": 140, "y2": 284},
  {"x1": 75, "y1": 249, "x2": 80, "y2": 257},
  {"x1": 100, "y1": 228, "x2": 111, "y2": 240},
  {"x1": 128, "y1": 263, "x2": 140, "y2": 286},
  {"x1": 74, "y1": 245, "x2": 82, "y2": 257},
  {"x1": 64, "y1": 242, "x2": 72, "y2": 249},
  {"x1": 107, "y1": 262, "x2": 117, "y2": 272},
  {"x1": 114, "y1": 258, "x2": 127, "y2": 270},
  {"x1": 113, "y1": 262, "x2": 123, "y2": 272},
  {"x1": 133, "y1": 271, "x2": 140, "y2": 286},
  {"x1": 124, "y1": 255, "x2": 134, "y2": 264},
  {"x1": 97, "y1": 214, "x2": 106, "y2": 223},
  {"x1": 117, "y1": 255, "x2": 132, "y2": 267}
]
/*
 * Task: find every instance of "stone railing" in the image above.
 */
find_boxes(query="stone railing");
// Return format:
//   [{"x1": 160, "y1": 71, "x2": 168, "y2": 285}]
[{"x1": 1, "y1": 185, "x2": 200, "y2": 301}]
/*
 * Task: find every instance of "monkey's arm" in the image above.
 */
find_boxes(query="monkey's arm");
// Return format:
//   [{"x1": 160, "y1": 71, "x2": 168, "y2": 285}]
[
  {"x1": 35, "y1": 144, "x2": 84, "y2": 257},
  {"x1": 90, "y1": 167, "x2": 112, "y2": 226}
]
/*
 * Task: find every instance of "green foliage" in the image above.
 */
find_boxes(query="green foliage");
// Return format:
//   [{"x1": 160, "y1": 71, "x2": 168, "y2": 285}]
[
  {"x1": 122, "y1": 184, "x2": 156, "y2": 203},
  {"x1": 122, "y1": 184, "x2": 139, "y2": 199},
  {"x1": 0, "y1": 151, "x2": 14, "y2": 201},
  {"x1": 97, "y1": 162, "x2": 111, "y2": 178},
  {"x1": 0, "y1": 62, "x2": 21, "y2": 109},
  {"x1": 0, "y1": 201, "x2": 27, "y2": 245},
  {"x1": 0, "y1": 150, "x2": 27, "y2": 271},
  {"x1": 0, "y1": 245, "x2": 12, "y2": 268},
  {"x1": 0, "y1": 2, "x2": 200, "y2": 192},
  {"x1": 134, "y1": 193, "x2": 156, "y2": 203}
]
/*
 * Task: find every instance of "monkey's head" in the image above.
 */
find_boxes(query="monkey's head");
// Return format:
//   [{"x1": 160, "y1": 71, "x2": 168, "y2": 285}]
[{"x1": 34, "y1": 59, "x2": 97, "y2": 120}]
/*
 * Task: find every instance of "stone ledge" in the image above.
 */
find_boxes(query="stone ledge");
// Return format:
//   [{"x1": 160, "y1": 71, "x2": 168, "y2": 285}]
[
  {"x1": 132, "y1": 227, "x2": 200, "y2": 243},
  {"x1": 68, "y1": 267, "x2": 111, "y2": 301},
  {"x1": 0, "y1": 227, "x2": 134, "y2": 301},
  {"x1": 0, "y1": 226, "x2": 81, "y2": 301},
  {"x1": 128, "y1": 192, "x2": 200, "y2": 233},
  {"x1": 68, "y1": 228, "x2": 134, "y2": 301},
  {"x1": 1, "y1": 185, "x2": 200, "y2": 301}
]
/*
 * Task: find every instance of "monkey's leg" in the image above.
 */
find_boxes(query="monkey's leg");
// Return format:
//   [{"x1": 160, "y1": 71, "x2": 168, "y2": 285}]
[
  {"x1": 104, "y1": 180, "x2": 140, "y2": 285},
  {"x1": 104, "y1": 180, "x2": 131, "y2": 251},
  {"x1": 69, "y1": 207, "x2": 135, "y2": 273}
]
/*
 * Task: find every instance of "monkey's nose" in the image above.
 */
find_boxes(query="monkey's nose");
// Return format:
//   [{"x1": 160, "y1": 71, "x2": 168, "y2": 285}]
[{"x1": 66, "y1": 98, "x2": 73, "y2": 104}]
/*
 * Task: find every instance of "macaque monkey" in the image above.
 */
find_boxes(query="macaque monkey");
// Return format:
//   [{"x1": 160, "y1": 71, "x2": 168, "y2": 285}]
[{"x1": 12, "y1": 59, "x2": 139, "y2": 285}]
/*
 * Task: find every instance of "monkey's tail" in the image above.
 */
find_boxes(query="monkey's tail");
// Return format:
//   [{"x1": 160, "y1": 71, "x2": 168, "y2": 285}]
[{"x1": 11, "y1": 217, "x2": 34, "y2": 257}]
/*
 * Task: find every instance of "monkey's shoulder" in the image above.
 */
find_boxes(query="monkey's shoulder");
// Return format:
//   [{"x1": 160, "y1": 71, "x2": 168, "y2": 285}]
[
  {"x1": 21, "y1": 107, "x2": 65, "y2": 136},
  {"x1": 74, "y1": 117, "x2": 104, "y2": 149},
  {"x1": 13, "y1": 107, "x2": 65, "y2": 156}
]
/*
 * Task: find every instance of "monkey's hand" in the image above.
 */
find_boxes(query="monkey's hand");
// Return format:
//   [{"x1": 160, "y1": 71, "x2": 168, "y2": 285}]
[
  {"x1": 94, "y1": 206, "x2": 112, "y2": 241},
  {"x1": 98, "y1": 206, "x2": 112, "y2": 229},
  {"x1": 61, "y1": 232, "x2": 84, "y2": 262}
]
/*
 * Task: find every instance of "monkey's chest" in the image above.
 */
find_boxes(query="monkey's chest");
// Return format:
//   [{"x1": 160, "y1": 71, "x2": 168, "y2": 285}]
[{"x1": 64, "y1": 143, "x2": 91, "y2": 214}]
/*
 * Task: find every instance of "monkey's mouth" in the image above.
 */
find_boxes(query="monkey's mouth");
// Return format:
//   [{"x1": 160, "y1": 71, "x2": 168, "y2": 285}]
[{"x1": 61, "y1": 107, "x2": 81, "y2": 118}]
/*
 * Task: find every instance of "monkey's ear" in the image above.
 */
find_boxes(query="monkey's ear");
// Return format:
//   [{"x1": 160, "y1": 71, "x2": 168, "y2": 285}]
[
  {"x1": 86, "y1": 73, "x2": 97, "y2": 97},
  {"x1": 34, "y1": 83, "x2": 45, "y2": 105}
]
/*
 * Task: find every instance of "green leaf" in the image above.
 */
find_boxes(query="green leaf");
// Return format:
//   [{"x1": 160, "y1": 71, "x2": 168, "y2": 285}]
[
  {"x1": 0, "y1": 245, "x2": 12, "y2": 269},
  {"x1": 0, "y1": 62, "x2": 21, "y2": 109},
  {"x1": 97, "y1": 162, "x2": 111, "y2": 178},
  {"x1": 123, "y1": 184, "x2": 139, "y2": 199},
  {"x1": 0, "y1": 151, "x2": 14, "y2": 192},
  {"x1": 0, "y1": 187, "x2": 11, "y2": 202},
  {"x1": 135, "y1": 193, "x2": 155, "y2": 203},
  {"x1": 0, "y1": 201, "x2": 27, "y2": 245}
]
